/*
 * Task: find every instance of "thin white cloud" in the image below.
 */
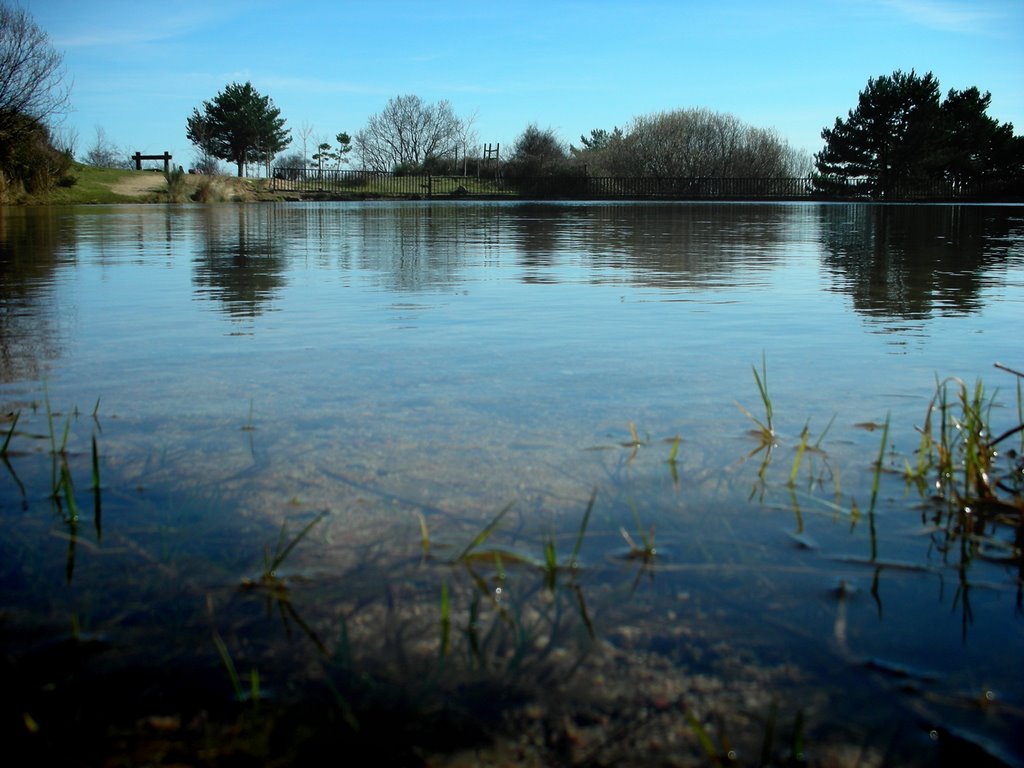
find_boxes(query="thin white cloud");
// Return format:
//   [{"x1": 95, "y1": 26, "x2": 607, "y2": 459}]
[
  {"x1": 874, "y1": 0, "x2": 1003, "y2": 33},
  {"x1": 259, "y1": 76, "x2": 393, "y2": 96},
  {"x1": 48, "y1": 3, "x2": 243, "y2": 49}
]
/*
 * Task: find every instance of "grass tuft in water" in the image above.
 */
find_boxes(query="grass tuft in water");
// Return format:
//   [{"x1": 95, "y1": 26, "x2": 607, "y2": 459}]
[
  {"x1": 907, "y1": 368, "x2": 1023, "y2": 513},
  {"x1": 621, "y1": 499, "x2": 656, "y2": 561}
]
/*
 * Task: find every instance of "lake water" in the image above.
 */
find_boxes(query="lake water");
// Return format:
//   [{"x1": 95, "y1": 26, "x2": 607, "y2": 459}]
[{"x1": 1, "y1": 201, "x2": 1023, "y2": 765}]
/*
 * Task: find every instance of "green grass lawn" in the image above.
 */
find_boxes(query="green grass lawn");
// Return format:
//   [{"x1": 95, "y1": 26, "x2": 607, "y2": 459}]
[{"x1": 27, "y1": 164, "x2": 149, "y2": 205}]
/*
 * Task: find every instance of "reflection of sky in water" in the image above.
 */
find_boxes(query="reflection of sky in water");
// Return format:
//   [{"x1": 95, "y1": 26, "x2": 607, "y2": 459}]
[
  {"x1": 6, "y1": 201, "x2": 1022, "y2": 507},
  {"x1": 1, "y1": 202, "x2": 1023, "y2": 761}
]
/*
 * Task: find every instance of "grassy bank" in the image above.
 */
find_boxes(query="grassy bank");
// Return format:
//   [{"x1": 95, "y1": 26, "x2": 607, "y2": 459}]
[{"x1": 14, "y1": 163, "x2": 276, "y2": 205}]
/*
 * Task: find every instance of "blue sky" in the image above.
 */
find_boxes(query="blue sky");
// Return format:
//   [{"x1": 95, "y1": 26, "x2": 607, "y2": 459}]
[{"x1": 23, "y1": 0, "x2": 1024, "y2": 170}]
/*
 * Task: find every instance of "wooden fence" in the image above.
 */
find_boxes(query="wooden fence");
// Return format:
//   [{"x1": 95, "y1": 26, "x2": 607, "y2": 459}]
[{"x1": 269, "y1": 169, "x2": 1019, "y2": 201}]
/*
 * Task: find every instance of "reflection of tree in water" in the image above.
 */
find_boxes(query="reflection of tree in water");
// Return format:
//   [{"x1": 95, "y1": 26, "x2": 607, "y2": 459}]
[
  {"x1": 504, "y1": 204, "x2": 563, "y2": 283},
  {"x1": 0, "y1": 208, "x2": 71, "y2": 382},
  {"x1": 286, "y1": 203, "x2": 796, "y2": 292},
  {"x1": 192, "y1": 206, "x2": 287, "y2": 319},
  {"x1": 818, "y1": 205, "x2": 1021, "y2": 321},
  {"x1": 504, "y1": 204, "x2": 793, "y2": 287},
  {"x1": 349, "y1": 204, "x2": 484, "y2": 292}
]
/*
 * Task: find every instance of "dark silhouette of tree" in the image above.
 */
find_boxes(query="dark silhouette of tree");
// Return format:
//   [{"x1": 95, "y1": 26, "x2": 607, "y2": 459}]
[
  {"x1": 186, "y1": 82, "x2": 291, "y2": 177},
  {"x1": 816, "y1": 70, "x2": 1022, "y2": 196},
  {"x1": 936, "y1": 87, "x2": 1024, "y2": 186},
  {"x1": 816, "y1": 70, "x2": 941, "y2": 196},
  {"x1": 0, "y1": 2, "x2": 72, "y2": 194},
  {"x1": 570, "y1": 127, "x2": 628, "y2": 175},
  {"x1": 508, "y1": 124, "x2": 568, "y2": 175}
]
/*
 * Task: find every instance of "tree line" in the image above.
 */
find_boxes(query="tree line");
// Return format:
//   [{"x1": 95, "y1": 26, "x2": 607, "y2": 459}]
[
  {"x1": 188, "y1": 84, "x2": 816, "y2": 181},
  {"x1": 2, "y1": 2, "x2": 1022, "y2": 200},
  {"x1": 188, "y1": 73, "x2": 1021, "y2": 198}
]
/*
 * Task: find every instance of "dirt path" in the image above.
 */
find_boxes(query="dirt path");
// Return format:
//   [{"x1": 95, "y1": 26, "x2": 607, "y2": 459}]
[
  {"x1": 110, "y1": 172, "x2": 169, "y2": 196},
  {"x1": 105, "y1": 171, "x2": 273, "y2": 202}
]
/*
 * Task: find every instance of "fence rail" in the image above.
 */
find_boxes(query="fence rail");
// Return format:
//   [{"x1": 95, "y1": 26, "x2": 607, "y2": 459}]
[{"x1": 269, "y1": 169, "x2": 1020, "y2": 201}]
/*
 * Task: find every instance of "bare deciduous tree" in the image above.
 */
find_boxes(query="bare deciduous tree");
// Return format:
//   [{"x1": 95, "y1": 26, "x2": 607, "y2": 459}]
[
  {"x1": 83, "y1": 125, "x2": 130, "y2": 168},
  {"x1": 0, "y1": 2, "x2": 70, "y2": 143},
  {"x1": 298, "y1": 121, "x2": 315, "y2": 166},
  {"x1": 355, "y1": 95, "x2": 464, "y2": 172}
]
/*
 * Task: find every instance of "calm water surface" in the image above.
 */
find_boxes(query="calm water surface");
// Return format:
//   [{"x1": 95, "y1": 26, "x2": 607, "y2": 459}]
[{"x1": 1, "y1": 201, "x2": 1023, "y2": 765}]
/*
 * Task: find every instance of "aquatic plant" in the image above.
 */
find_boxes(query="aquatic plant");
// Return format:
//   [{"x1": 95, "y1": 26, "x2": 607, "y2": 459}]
[
  {"x1": 621, "y1": 499, "x2": 656, "y2": 561},
  {"x1": 213, "y1": 630, "x2": 261, "y2": 703},
  {"x1": 787, "y1": 415, "x2": 837, "y2": 489},
  {"x1": 737, "y1": 352, "x2": 774, "y2": 442},
  {"x1": 262, "y1": 509, "x2": 328, "y2": 581},
  {"x1": 453, "y1": 501, "x2": 516, "y2": 564},
  {"x1": 241, "y1": 398, "x2": 256, "y2": 432},
  {"x1": 907, "y1": 366, "x2": 1023, "y2": 513}
]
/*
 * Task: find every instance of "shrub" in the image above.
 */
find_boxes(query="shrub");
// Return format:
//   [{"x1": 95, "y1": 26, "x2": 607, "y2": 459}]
[
  {"x1": 0, "y1": 116, "x2": 72, "y2": 194},
  {"x1": 164, "y1": 165, "x2": 189, "y2": 202}
]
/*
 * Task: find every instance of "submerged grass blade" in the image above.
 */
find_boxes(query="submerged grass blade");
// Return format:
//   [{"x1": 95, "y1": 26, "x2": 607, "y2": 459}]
[
  {"x1": 241, "y1": 398, "x2": 256, "y2": 432},
  {"x1": 813, "y1": 413, "x2": 837, "y2": 449},
  {"x1": 667, "y1": 434, "x2": 684, "y2": 462},
  {"x1": 212, "y1": 631, "x2": 244, "y2": 700},
  {"x1": 570, "y1": 488, "x2": 597, "y2": 569},
  {"x1": 91, "y1": 434, "x2": 102, "y2": 540},
  {"x1": 869, "y1": 412, "x2": 889, "y2": 515},
  {"x1": 685, "y1": 710, "x2": 723, "y2": 765},
  {"x1": 544, "y1": 538, "x2": 557, "y2": 590},
  {"x1": 60, "y1": 415, "x2": 71, "y2": 454},
  {"x1": 752, "y1": 351, "x2": 773, "y2": 435},
  {"x1": 1, "y1": 411, "x2": 19, "y2": 454},
  {"x1": 267, "y1": 509, "x2": 328, "y2": 575},
  {"x1": 439, "y1": 579, "x2": 450, "y2": 657},
  {"x1": 60, "y1": 460, "x2": 79, "y2": 521},
  {"x1": 44, "y1": 381, "x2": 57, "y2": 456},
  {"x1": 455, "y1": 501, "x2": 514, "y2": 562},
  {"x1": 628, "y1": 499, "x2": 648, "y2": 551},
  {"x1": 90, "y1": 433, "x2": 100, "y2": 489},
  {"x1": 414, "y1": 510, "x2": 430, "y2": 559},
  {"x1": 789, "y1": 423, "x2": 809, "y2": 486}
]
